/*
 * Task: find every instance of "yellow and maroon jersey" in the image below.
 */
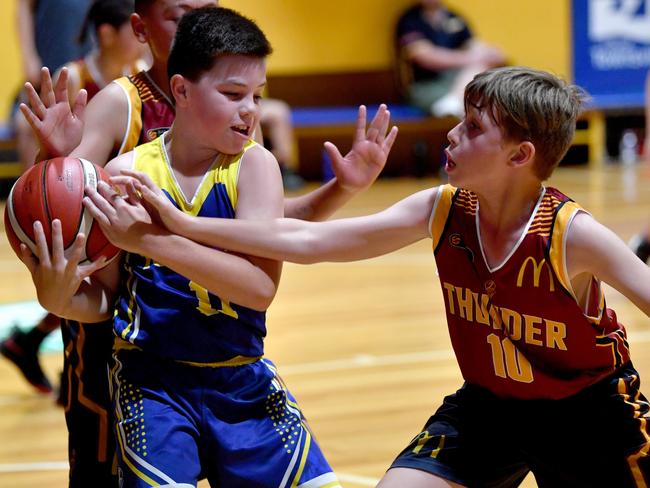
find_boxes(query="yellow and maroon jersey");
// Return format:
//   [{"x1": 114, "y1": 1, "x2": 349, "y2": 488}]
[
  {"x1": 63, "y1": 55, "x2": 147, "y2": 105},
  {"x1": 430, "y1": 184, "x2": 630, "y2": 400},
  {"x1": 66, "y1": 57, "x2": 102, "y2": 100},
  {"x1": 112, "y1": 70, "x2": 175, "y2": 155}
]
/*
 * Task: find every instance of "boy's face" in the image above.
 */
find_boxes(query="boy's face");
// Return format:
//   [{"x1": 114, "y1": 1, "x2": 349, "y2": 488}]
[
  {"x1": 136, "y1": 0, "x2": 217, "y2": 63},
  {"x1": 179, "y1": 54, "x2": 267, "y2": 155},
  {"x1": 445, "y1": 104, "x2": 519, "y2": 191}
]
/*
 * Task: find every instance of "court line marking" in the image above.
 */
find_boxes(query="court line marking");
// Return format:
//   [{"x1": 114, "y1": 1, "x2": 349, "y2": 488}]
[
  {"x1": 0, "y1": 461, "x2": 380, "y2": 486},
  {"x1": 280, "y1": 349, "x2": 454, "y2": 375},
  {"x1": 0, "y1": 461, "x2": 69, "y2": 472},
  {"x1": 337, "y1": 472, "x2": 380, "y2": 486},
  {"x1": 279, "y1": 327, "x2": 650, "y2": 376}
]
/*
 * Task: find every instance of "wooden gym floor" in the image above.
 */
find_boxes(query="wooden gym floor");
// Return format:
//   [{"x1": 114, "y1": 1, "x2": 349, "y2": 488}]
[{"x1": 1, "y1": 163, "x2": 650, "y2": 487}]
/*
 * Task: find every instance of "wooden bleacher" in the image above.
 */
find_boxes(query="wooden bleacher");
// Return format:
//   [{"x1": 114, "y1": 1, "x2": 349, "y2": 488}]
[{"x1": 270, "y1": 69, "x2": 629, "y2": 181}]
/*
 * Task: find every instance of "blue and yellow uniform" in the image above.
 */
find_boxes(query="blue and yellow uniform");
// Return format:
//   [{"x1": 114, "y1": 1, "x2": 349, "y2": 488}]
[
  {"x1": 111, "y1": 134, "x2": 340, "y2": 487},
  {"x1": 391, "y1": 184, "x2": 650, "y2": 486},
  {"x1": 59, "y1": 70, "x2": 175, "y2": 488}
]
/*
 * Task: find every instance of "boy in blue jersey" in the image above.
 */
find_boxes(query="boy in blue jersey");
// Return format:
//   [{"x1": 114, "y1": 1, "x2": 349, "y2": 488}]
[
  {"x1": 20, "y1": 7, "x2": 396, "y2": 487},
  {"x1": 100, "y1": 66, "x2": 650, "y2": 486}
]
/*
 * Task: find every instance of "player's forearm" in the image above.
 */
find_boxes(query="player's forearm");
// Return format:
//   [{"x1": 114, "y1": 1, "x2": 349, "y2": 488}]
[
  {"x1": 137, "y1": 232, "x2": 278, "y2": 311},
  {"x1": 284, "y1": 178, "x2": 355, "y2": 221},
  {"x1": 178, "y1": 212, "x2": 420, "y2": 264}
]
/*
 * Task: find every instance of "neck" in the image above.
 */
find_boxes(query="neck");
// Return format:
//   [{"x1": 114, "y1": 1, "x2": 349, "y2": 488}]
[
  {"x1": 94, "y1": 50, "x2": 127, "y2": 86},
  {"x1": 147, "y1": 62, "x2": 172, "y2": 98},
  {"x1": 477, "y1": 182, "x2": 544, "y2": 235},
  {"x1": 165, "y1": 124, "x2": 219, "y2": 175}
]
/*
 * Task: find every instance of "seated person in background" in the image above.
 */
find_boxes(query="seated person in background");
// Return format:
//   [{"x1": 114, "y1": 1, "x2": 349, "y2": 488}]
[
  {"x1": 260, "y1": 97, "x2": 305, "y2": 190},
  {"x1": 395, "y1": 0, "x2": 506, "y2": 118}
]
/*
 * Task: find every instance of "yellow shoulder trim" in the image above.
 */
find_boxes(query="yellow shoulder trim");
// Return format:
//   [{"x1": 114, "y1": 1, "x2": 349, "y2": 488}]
[
  {"x1": 113, "y1": 76, "x2": 142, "y2": 155},
  {"x1": 548, "y1": 200, "x2": 584, "y2": 295},
  {"x1": 429, "y1": 184, "x2": 456, "y2": 251}
]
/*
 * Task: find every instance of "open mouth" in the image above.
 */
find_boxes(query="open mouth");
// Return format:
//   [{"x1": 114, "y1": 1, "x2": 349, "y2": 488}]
[
  {"x1": 445, "y1": 149, "x2": 456, "y2": 168},
  {"x1": 232, "y1": 125, "x2": 250, "y2": 136}
]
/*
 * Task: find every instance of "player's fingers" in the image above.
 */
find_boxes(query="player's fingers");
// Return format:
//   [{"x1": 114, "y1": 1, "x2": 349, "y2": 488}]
[
  {"x1": 323, "y1": 141, "x2": 343, "y2": 167},
  {"x1": 86, "y1": 182, "x2": 119, "y2": 216},
  {"x1": 366, "y1": 126, "x2": 380, "y2": 143},
  {"x1": 50, "y1": 219, "x2": 66, "y2": 264},
  {"x1": 66, "y1": 232, "x2": 87, "y2": 263},
  {"x1": 72, "y1": 89, "x2": 87, "y2": 120},
  {"x1": 40, "y1": 68, "x2": 56, "y2": 107},
  {"x1": 19, "y1": 243, "x2": 38, "y2": 274},
  {"x1": 53, "y1": 67, "x2": 69, "y2": 103},
  {"x1": 354, "y1": 105, "x2": 367, "y2": 142},
  {"x1": 125, "y1": 180, "x2": 142, "y2": 205},
  {"x1": 376, "y1": 108, "x2": 390, "y2": 144},
  {"x1": 369, "y1": 104, "x2": 389, "y2": 138},
  {"x1": 23, "y1": 83, "x2": 47, "y2": 120},
  {"x1": 119, "y1": 169, "x2": 159, "y2": 192},
  {"x1": 19, "y1": 103, "x2": 44, "y2": 134},
  {"x1": 32, "y1": 220, "x2": 51, "y2": 267},
  {"x1": 83, "y1": 196, "x2": 111, "y2": 227},
  {"x1": 384, "y1": 126, "x2": 399, "y2": 154}
]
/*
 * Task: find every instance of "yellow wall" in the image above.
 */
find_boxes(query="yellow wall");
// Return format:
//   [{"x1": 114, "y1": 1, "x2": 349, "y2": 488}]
[
  {"x1": 223, "y1": 0, "x2": 570, "y2": 77},
  {"x1": 1, "y1": 1, "x2": 21, "y2": 123},
  {"x1": 0, "y1": 0, "x2": 570, "y2": 122}
]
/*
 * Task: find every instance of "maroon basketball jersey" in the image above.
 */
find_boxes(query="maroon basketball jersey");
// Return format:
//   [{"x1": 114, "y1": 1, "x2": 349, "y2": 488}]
[
  {"x1": 113, "y1": 71, "x2": 175, "y2": 155},
  {"x1": 430, "y1": 185, "x2": 630, "y2": 400}
]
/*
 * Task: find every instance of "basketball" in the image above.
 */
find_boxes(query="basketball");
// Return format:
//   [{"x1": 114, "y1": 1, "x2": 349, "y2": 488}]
[{"x1": 3, "y1": 157, "x2": 120, "y2": 266}]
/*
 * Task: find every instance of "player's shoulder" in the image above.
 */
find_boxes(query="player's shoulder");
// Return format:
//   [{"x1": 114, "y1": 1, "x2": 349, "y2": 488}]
[
  {"x1": 105, "y1": 150, "x2": 135, "y2": 177},
  {"x1": 88, "y1": 81, "x2": 129, "y2": 113}
]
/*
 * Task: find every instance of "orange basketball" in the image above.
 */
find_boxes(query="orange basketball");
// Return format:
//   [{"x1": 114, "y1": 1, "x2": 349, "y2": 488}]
[{"x1": 3, "y1": 157, "x2": 119, "y2": 265}]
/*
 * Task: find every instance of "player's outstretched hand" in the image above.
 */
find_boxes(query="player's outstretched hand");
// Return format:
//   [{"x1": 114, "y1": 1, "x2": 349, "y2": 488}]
[
  {"x1": 20, "y1": 219, "x2": 106, "y2": 316},
  {"x1": 19, "y1": 67, "x2": 86, "y2": 159},
  {"x1": 111, "y1": 170, "x2": 188, "y2": 233},
  {"x1": 325, "y1": 104, "x2": 398, "y2": 193},
  {"x1": 83, "y1": 181, "x2": 159, "y2": 255}
]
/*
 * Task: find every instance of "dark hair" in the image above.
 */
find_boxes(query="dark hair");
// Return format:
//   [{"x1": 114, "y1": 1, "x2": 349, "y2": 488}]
[
  {"x1": 79, "y1": 0, "x2": 134, "y2": 44},
  {"x1": 464, "y1": 67, "x2": 587, "y2": 180},
  {"x1": 167, "y1": 7, "x2": 272, "y2": 82},
  {"x1": 133, "y1": 0, "x2": 154, "y2": 15}
]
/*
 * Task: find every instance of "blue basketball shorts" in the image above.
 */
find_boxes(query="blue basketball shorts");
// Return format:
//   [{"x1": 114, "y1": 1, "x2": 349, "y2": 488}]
[
  {"x1": 110, "y1": 349, "x2": 341, "y2": 487},
  {"x1": 389, "y1": 362, "x2": 650, "y2": 487}
]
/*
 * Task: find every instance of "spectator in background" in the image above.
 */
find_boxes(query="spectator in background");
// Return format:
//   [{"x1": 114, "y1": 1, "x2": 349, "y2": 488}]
[
  {"x1": 260, "y1": 97, "x2": 305, "y2": 190},
  {"x1": 395, "y1": 0, "x2": 506, "y2": 118},
  {"x1": 12, "y1": 0, "x2": 93, "y2": 169}
]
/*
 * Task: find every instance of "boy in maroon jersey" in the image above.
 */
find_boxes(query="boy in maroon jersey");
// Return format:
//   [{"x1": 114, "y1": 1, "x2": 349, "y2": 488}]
[{"x1": 98, "y1": 66, "x2": 650, "y2": 486}]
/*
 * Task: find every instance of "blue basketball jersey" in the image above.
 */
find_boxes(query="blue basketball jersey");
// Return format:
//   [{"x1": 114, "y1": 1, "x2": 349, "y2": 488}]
[{"x1": 113, "y1": 134, "x2": 267, "y2": 363}]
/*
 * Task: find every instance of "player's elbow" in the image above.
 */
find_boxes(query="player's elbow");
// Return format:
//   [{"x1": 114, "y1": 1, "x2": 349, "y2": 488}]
[
  {"x1": 284, "y1": 230, "x2": 324, "y2": 264},
  {"x1": 243, "y1": 274, "x2": 279, "y2": 311},
  {"x1": 246, "y1": 284, "x2": 277, "y2": 311}
]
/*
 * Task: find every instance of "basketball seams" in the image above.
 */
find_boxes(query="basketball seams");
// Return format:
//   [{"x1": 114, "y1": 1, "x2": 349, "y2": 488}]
[
  {"x1": 77, "y1": 158, "x2": 99, "y2": 264},
  {"x1": 6, "y1": 183, "x2": 38, "y2": 255}
]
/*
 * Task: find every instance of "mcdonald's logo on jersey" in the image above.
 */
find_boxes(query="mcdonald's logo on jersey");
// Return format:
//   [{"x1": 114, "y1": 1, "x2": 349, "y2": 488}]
[
  {"x1": 516, "y1": 257, "x2": 555, "y2": 291},
  {"x1": 146, "y1": 127, "x2": 170, "y2": 141}
]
